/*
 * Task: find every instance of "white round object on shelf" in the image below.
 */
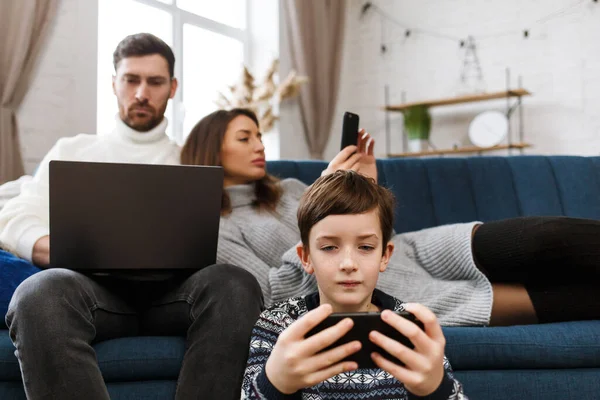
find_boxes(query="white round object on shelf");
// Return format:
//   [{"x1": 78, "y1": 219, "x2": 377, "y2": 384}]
[{"x1": 468, "y1": 111, "x2": 508, "y2": 148}]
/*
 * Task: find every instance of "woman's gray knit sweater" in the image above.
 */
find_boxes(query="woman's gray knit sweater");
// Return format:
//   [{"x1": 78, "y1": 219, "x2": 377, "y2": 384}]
[{"x1": 217, "y1": 179, "x2": 493, "y2": 326}]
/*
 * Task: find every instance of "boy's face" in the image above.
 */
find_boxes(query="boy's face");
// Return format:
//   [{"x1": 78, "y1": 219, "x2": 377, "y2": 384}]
[{"x1": 297, "y1": 209, "x2": 394, "y2": 313}]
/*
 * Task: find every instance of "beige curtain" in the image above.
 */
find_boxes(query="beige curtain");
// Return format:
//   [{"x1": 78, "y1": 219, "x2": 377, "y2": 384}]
[
  {"x1": 282, "y1": 0, "x2": 346, "y2": 159},
  {"x1": 0, "y1": 0, "x2": 61, "y2": 184}
]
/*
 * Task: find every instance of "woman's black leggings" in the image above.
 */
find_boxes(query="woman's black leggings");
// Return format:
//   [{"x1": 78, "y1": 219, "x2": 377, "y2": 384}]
[{"x1": 472, "y1": 216, "x2": 600, "y2": 323}]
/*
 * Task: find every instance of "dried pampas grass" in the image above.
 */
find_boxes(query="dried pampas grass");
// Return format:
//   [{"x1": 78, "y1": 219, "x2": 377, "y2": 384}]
[{"x1": 216, "y1": 59, "x2": 308, "y2": 132}]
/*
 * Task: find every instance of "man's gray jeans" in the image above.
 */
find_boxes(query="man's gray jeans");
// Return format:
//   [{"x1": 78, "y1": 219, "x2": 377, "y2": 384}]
[{"x1": 5, "y1": 264, "x2": 263, "y2": 400}]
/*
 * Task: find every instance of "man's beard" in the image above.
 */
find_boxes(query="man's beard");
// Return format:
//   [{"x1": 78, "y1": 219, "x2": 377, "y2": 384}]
[{"x1": 121, "y1": 100, "x2": 168, "y2": 132}]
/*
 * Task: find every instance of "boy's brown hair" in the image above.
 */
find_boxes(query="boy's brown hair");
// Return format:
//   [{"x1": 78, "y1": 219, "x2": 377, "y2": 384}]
[{"x1": 297, "y1": 170, "x2": 395, "y2": 253}]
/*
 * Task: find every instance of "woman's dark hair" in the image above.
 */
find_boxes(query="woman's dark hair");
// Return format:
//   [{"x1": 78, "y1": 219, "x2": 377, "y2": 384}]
[
  {"x1": 113, "y1": 33, "x2": 175, "y2": 78},
  {"x1": 181, "y1": 108, "x2": 282, "y2": 215}
]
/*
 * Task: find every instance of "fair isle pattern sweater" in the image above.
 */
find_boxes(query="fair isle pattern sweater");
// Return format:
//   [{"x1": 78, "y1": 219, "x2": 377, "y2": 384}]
[
  {"x1": 241, "y1": 289, "x2": 468, "y2": 400},
  {"x1": 218, "y1": 179, "x2": 493, "y2": 327}
]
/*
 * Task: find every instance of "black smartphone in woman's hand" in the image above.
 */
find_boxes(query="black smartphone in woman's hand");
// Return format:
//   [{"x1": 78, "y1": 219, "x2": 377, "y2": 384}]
[{"x1": 340, "y1": 112, "x2": 360, "y2": 150}]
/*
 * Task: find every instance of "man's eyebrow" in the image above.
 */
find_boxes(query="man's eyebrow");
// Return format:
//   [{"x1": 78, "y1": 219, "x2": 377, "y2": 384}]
[{"x1": 122, "y1": 74, "x2": 168, "y2": 81}]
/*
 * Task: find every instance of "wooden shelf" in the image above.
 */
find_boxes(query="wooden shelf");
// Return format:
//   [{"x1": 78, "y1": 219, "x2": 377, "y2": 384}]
[
  {"x1": 387, "y1": 143, "x2": 532, "y2": 158},
  {"x1": 385, "y1": 89, "x2": 531, "y2": 112}
]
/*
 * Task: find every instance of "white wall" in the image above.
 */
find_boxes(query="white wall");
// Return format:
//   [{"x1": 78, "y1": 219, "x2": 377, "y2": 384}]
[
  {"x1": 22, "y1": 0, "x2": 596, "y2": 166},
  {"x1": 278, "y1": 0, "x2": 600, "y2": 161},
  {"x1": 18, "y1": 0, "x2": 98, "y2": 174},
  {"x1": 322, "y1": 0, "x2": 600, "y2": 161}
]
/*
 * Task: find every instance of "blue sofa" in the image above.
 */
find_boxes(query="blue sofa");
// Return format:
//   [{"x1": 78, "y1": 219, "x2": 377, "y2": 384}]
[{"x1": 1, "y1": 155, "x2": 600, "y2": 399}]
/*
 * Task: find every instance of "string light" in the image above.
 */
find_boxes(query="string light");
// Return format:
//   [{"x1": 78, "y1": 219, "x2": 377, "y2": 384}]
[{"x1": 361, "y1": 0, "x2": 595, "y2": 52}]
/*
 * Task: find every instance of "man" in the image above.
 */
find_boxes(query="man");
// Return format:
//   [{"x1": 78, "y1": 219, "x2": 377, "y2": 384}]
[{"x1": 0, "y1": 33, "x2": 262, "y2": 400}]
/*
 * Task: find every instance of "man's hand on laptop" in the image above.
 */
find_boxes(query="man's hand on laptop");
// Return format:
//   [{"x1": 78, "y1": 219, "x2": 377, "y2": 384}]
[{"x1": 32, "y1": 236, "x2": 50, "y2": 267}]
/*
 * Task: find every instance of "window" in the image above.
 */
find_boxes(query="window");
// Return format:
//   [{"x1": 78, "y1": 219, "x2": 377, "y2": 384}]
[
  {"x1": 181, "y1": 25, "x2": 244, "y2": 137},
  {"x1": 97, "y1": 0, "x2": 247, "y2": 145},
  {"x1": 177, "y1": 0, "x2": 246, "y2": 29}
]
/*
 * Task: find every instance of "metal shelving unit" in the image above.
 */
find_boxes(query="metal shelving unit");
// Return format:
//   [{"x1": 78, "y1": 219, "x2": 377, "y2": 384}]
[{"x1": 384, "y1": 71, "x2": 532, "y2": 157}]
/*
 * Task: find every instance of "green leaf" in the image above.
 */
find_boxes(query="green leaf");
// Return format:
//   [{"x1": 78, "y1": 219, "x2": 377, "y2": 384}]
[{"x1": 402, "y1": 105, "x2": 431, "y2": 140}]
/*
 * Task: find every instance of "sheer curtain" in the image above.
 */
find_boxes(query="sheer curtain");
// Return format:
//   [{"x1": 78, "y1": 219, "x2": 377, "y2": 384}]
[
  {"x1": 0, "y1": 0, "x2": 61, "y2": 184},
  {"x1": 281, "y1": 0, "x2": 346, "y2": 159}
]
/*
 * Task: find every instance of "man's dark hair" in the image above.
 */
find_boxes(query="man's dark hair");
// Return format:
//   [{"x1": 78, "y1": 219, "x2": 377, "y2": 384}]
[{"x1": 113, "y1": 33, "x2": 175, "y2": 78}]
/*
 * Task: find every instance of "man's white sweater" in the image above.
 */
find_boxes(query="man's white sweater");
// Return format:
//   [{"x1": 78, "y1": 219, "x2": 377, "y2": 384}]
[{"x1": 0, "y1": 116, "x2": 180, "y2": 261}]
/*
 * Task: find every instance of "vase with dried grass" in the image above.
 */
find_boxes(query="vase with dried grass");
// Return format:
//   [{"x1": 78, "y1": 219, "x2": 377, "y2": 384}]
[{"x1": 215, "y1": 59, "x2": 308, "y2": 132}]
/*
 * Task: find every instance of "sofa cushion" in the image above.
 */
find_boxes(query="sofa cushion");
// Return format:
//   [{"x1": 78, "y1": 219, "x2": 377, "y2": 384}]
[
  {"x1": 0, "y1": 333, "x2": 20, "y2": 381},
  {"x1": 443, "y1": 320, "x2": 600, "y2": 369},
  {"x1": 95, "y1": 336, "x2": 185, "y2": 381},
  {"x1": 0, "y1": 382, "x2": 26, "y2": 400},
  {"x1": 106, "y1": 381, "x2": 177, "y2": 400},
  {"x1": 1, "y1": 332, "x2": 184, "y2": 382},
  {"x1": 267, "y1": 156, "x2": 600, "y2": 234},
  {"x1": 0, "y1": 380, "x2": 178, "y2": 400},
  {"x1": 266, "y1": 160, "x2": 326, "y2": 186},
  {"x1": 5, "y1": 322, "x2": 600, "y2": 383},
  {"x1": 0, "y1": 251, "x2": 40, "y2": 329},
  {"x1": 455, "y1": 369, "x2": 600, "y2": 400}
]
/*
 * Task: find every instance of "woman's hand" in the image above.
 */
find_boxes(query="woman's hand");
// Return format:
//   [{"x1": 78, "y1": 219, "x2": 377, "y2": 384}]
[
  {"x1": 355, "y1": 129, "x2": 376, "y2": 181},
  {"x1": 265, "y1": 304, "x2": 361, "y2": 394},
  {"x1": 322, "y1": 129, "x2": 377, "y2": 181},
  {"x1": 369, "y1": 304, "x2": 446, "y2": 397}
]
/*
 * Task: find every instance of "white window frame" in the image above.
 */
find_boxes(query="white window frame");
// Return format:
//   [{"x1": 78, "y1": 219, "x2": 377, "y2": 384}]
[{"x1": 125, "y1": 0, "x2": 251, "y2": 143}]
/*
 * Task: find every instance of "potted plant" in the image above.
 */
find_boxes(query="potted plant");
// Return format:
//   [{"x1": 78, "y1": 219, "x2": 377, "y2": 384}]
[{"x1": 402, "y1": 105, "x2": 431, "y2": 152}]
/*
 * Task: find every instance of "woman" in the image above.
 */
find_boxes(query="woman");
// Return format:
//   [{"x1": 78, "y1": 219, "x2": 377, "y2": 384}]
[{"x1": 181, "y1": 108, "x2": 600, "y2": 327}]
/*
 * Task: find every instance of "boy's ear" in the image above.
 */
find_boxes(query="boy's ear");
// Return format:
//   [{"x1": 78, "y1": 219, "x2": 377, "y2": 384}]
[
  {"x1": 296, "y1": 243, "x2": 314, "y2": 275},
  {"x1": 379, "y1": 241, "x2": 395, "y2": 273}
]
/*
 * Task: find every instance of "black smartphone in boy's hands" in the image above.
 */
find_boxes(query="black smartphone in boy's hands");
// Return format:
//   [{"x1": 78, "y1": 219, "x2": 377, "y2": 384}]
[
  {"x1": 340, "y1": 112, "x2": 360, "y2": 150},
  {"x1": 306, "y1": 311, "x2": 424, "y2": 369}
]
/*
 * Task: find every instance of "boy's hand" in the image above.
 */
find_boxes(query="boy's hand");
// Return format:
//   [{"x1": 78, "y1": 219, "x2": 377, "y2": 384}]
[
  {"x1": 369, "y1": 304, "x2": 446, "y2": 397},
  {"x1": 265, "y1": 304, "x2": 361, "y2": 394}
]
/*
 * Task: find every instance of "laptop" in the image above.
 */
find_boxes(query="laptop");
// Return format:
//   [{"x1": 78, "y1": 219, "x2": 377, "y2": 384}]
[{"x1": 49, "y1": 160, "x2": 223, "y2": 271}]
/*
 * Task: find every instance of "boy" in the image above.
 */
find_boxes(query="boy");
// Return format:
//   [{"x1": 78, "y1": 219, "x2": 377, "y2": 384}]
[{"x1": 241, "y1": 170, "x2": 467, "y2": 399}]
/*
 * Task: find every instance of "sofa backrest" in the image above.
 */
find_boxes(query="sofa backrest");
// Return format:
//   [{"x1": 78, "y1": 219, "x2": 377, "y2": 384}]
[{"x1": 267, "y1": 156, "x2": 600, "y2": 234}]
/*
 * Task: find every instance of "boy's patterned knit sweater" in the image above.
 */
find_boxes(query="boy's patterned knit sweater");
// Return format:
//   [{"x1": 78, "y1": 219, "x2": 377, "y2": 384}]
[{"x1": 241, "y1": 289, "x2": 468, "y2": 400}]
